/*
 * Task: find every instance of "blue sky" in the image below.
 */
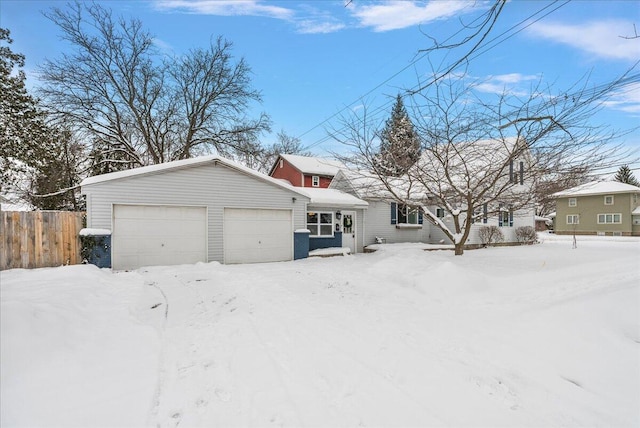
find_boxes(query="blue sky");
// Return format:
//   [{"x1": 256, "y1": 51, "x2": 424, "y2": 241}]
[{"x1": 2, "y1": 0, "x2": 639, "y2": 173}]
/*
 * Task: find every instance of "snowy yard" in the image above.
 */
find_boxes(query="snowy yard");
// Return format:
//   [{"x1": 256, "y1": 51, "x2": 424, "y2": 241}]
[{"x1": 2, "y1": 234, "x2": 639, "y2": 427}]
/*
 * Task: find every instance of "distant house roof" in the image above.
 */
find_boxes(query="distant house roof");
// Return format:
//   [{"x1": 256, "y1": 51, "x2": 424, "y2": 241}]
[
  {"x1": 273, "y1": 154, "x2": 346, "y2": 176},
  {"x1": 300, "y1": 187, "x2": 368, "y2": 208},
  {"x1": 81, "y1": 155, "x2": 311, "y2": 198},
  {"x1": 552, "y1": 181, "x2": 640, "y2": 198}
]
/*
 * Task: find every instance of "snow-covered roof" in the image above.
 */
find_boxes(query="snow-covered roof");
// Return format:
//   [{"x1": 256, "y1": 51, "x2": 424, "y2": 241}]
[
  {"x1": 278, "y1": 154, "x2": 345, "y2": 176},
  {"x1": 301, "y1": 188, "x2": 368, "y2": 208},
  {"x1": 331, "y1": 169, "x2": 427, "y2": 202},
  {"x1": 81, "y1": 155, "x2": 311, "y2": 198},
  {"x1": 535, "y1": 215, "x2": 551, "y2": 222},
  {"x1": 552, "y1": 181, "x2": 640, "y2": 198},
  {"x1": 632, "y1": 206, "x2": 640, "y2": 215}
]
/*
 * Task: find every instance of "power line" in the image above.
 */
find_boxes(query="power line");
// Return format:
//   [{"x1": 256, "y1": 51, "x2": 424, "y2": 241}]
[{"x1": 299, "y1": 0, "x2": 572, "y2": 152}]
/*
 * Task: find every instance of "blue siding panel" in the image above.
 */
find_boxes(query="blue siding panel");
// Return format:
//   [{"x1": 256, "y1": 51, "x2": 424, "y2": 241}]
[
  {"x1": 294, "y1": 231, "x2": 310, "y2": 260},
  {"x1": 309, "y1": 232, "x2": 342, "y2": 251}
]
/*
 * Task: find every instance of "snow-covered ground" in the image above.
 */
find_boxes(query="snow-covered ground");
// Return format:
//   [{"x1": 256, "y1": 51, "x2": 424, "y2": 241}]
[{"x1": 2, "y1": 233, "x2": 639, "y2": 427}]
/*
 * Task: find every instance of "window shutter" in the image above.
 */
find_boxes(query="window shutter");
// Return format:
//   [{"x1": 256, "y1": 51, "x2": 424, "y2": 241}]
[
  {"x1": 498, "y1": 204, "x2": 503, "y2": 227},
  {"x1": 509, "y1": 207, "x2": 513, "y2": 227},
  {"x1": 483, "y1": 203, "x2": 488, "y2": 224},
  {"x1": 509, "y1": 161, "x2": 514, "y2": 183},
  {"x1": 519, "y1": 162, "x2": 524, "y2": 185},
  {"x1": 390, "y1": 202, "x2": 397, "y2": 225},
  {"x1": 418, "y1": 209, "x2": 423, "y2": 225}
]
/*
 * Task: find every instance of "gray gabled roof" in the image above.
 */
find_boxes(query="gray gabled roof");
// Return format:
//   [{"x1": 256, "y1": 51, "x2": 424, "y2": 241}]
[{"x1": 81, "y1": 155, "x2": 311, "y2": 198}]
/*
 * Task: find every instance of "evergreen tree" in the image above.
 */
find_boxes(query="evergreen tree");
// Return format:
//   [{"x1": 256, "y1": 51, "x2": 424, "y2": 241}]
[
  {"x1": 0, "y1": 28, "x2": 49, "y2": 193},
  {"x1": 1, "y1": 28, "x2": 84, "y2": 210},
  {"x1": 613, "y1": 165, "x2": 640, "y2": 187},
  {"x1": 375, "y1": 94, "x2": 421, "y2": 177}
]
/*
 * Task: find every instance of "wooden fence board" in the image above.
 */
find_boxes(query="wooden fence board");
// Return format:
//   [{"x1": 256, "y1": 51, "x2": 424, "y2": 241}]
[{"x1": 0, "y1": 211, "x2": 86, "y2": 270}]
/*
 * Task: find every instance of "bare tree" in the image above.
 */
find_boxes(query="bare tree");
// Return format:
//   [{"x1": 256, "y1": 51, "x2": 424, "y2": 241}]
[
  {"x1": 231, "y1": 130, "x2": 311, "y2": 173},
  {"x1": 39, "y1": 2, "x2": 270, "y2": 172},
  {"x1": 332, "y1": 72, "x2": 634, "y2": 255}
]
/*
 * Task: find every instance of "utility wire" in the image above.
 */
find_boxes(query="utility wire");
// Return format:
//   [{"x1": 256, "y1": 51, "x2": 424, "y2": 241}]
[{"x1": 299, "y1": 0, "x2": 572, "y2": 152}]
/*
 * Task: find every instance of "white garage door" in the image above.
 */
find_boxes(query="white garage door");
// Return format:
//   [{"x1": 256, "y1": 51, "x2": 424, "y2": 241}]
[
  {"x1": 224, "y1": 208, "x2": 292, "y2": 264},
  {"x1": 112, "y1": 205, "x2": 207, "y2": 270}
]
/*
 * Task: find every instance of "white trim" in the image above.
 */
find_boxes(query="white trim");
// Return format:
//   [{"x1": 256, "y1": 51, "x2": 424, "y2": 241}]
[
  {"x1": 597, "y1": 213, "x2": 622, "y2": 224},
  {"x1": 341, "y1": 210, "x2": 357, "y2": 254},
  {"x1": 568, "y1": 197, "x2": 577, "y2": 207},
  {"x1": 397, "y1": 203, "x2": 420, "y2": 225},
  {"x1": 566, "y1": 214, "x2": 579, "y2": 224},
  {"x1": 306, "y1": 210, "x2": 334, "y2": 238},
  {"x1": 312, "y1": 175, "x2": 320, "y2": 187}
]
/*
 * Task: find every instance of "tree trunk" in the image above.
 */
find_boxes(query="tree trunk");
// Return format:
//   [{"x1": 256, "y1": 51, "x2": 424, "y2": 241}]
[{"x1": 454, "y1": 243, "x2": 464, "y2": 255}]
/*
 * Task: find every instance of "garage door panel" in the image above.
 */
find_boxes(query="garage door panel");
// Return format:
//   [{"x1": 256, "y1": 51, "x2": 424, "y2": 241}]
[
  {"x1": 113, "y1": 205, "x2": 207, "y2": 270},
  {"x1": 224, "y1": 208, "x2": 292, "y2": 264}
]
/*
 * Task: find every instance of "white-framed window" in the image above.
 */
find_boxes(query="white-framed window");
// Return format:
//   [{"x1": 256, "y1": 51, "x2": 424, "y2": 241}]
[
  {"x1": 597, "y1": 213, "x2": 621, "y2": 224},
  {"x1": 307, "y1": 211, "x2": 333, "y2": 237},
  {"x1": 312, "y1": 175, "x2": 320, "y2": 187},
  {"x1": 500, "y1": 211, "x2": 510, "y2": 226},
  {"x1": 568, "y1": 198, "x2": 577, "y2": 207},
  {"x1": 604, "y1": 195, "x2": 614, "y2": 205},
  {"x1": 567, "y1": 214, "x2": 579, "y2": 225},
  {"x1": 398, "y1": 204, "x2": 419, "y2": 224}
]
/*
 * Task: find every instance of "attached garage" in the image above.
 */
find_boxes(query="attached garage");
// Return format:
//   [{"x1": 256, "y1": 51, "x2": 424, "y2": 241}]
[
  {"x1": 224, "y1": 208, "x2": 293, "y2": 264},
  {"x1": 112, "y1": 205, "x2": 207, "y2": 271},
  {"x1": 80, "y1": 156, "x2": 310, "y2": 270}
]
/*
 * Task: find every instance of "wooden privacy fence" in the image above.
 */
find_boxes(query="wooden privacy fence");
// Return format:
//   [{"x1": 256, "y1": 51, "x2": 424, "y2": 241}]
[{"x1": 1, "y1": 211, "x2": 85, "y2": 270}]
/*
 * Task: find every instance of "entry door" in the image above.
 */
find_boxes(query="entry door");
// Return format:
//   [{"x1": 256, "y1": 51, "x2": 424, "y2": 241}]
[{"x1": 342, "y1": 211, "x2": 356, "y2": 254}]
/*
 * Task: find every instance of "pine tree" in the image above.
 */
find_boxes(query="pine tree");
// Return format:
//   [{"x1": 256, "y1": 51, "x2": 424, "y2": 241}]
[
  {"x1": 613, "y1": 165, "x2": 640, "y2": 187},
  {"x1": 0, "y1": 28, "x2": 49, "y2": 197},
  {"x1": 375, "y1": 94, "x2": 421, "y2": 176},
  {"x1": 1, "y1": 28, "x2": 84, "y2": 210}
]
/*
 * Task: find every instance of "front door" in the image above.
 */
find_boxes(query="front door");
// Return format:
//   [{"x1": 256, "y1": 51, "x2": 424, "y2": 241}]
[{"x1": 342, "y1": 211, "x2": 356, "y2": 254}]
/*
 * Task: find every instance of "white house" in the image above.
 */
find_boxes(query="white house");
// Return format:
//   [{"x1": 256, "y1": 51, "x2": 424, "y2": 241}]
[{"x1": 81, "y1": 156, "x2": 367, "y2": 270}]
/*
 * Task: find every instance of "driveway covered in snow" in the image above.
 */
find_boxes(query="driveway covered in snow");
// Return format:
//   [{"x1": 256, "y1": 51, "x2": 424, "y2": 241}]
[{"x1": 2, "y1": 235, "x2": 639, "y2": 427}]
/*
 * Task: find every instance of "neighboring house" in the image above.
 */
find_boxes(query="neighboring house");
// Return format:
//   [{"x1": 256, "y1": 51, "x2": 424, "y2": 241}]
[
  {"x1": 269, "y1": 154, "x2": 345, "y2": 188},
  {"x1": 552, "y1": 181, "x2": 640, "y2": 236},
  {"x1": 81, "y1": 155, "x2": 368, "y2": 270},
  {"x1": 535, "y1": 215, "x2": 552, "y2": 232}
]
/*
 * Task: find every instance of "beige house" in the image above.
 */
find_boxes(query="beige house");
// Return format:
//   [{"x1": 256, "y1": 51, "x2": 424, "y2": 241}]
[{"x1": 553, "y1": 181, "x2": 640, "y2": 236}]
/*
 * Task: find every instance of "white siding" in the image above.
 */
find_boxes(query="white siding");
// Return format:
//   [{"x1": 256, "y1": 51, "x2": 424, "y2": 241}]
[
  {"x1": 427, "y1": 206, "x2": 536, "y2": 245},
  {"x1": 363, "y1": 201, "x2": 430, "y2": 246},
  {"x1": 82, "y1": 162, "x2": 309, "y2": 263}
]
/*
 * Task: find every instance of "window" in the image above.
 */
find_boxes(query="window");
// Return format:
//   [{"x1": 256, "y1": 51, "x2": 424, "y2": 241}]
[
  {"x1": 597, "y1": 213, "x2": 621, "y2": 224},
  {"x1": 307, "y1": 212, "x2": 333, "y2": 237},
  {"x1": 312, "y1": 176, "x2": 320, "y2": 187},
  {"x1": 568, "y1": 198, "x2": 577, "y2": 207},
  {"x1": 436, "y1": 208, "x2": 446, "y2": 218},
  {"x1": 398, "y1": 204, "x2": 419, "y2": 224},
  {"x1": 567, "y1": 214, "x2": 579, "y2": 225},
  {"x1": 604, "y1": 195, "x2": 614, "y2": 205},
  {"x1": 500, "y1": 211, "x2": 509, "y2": 226}
]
